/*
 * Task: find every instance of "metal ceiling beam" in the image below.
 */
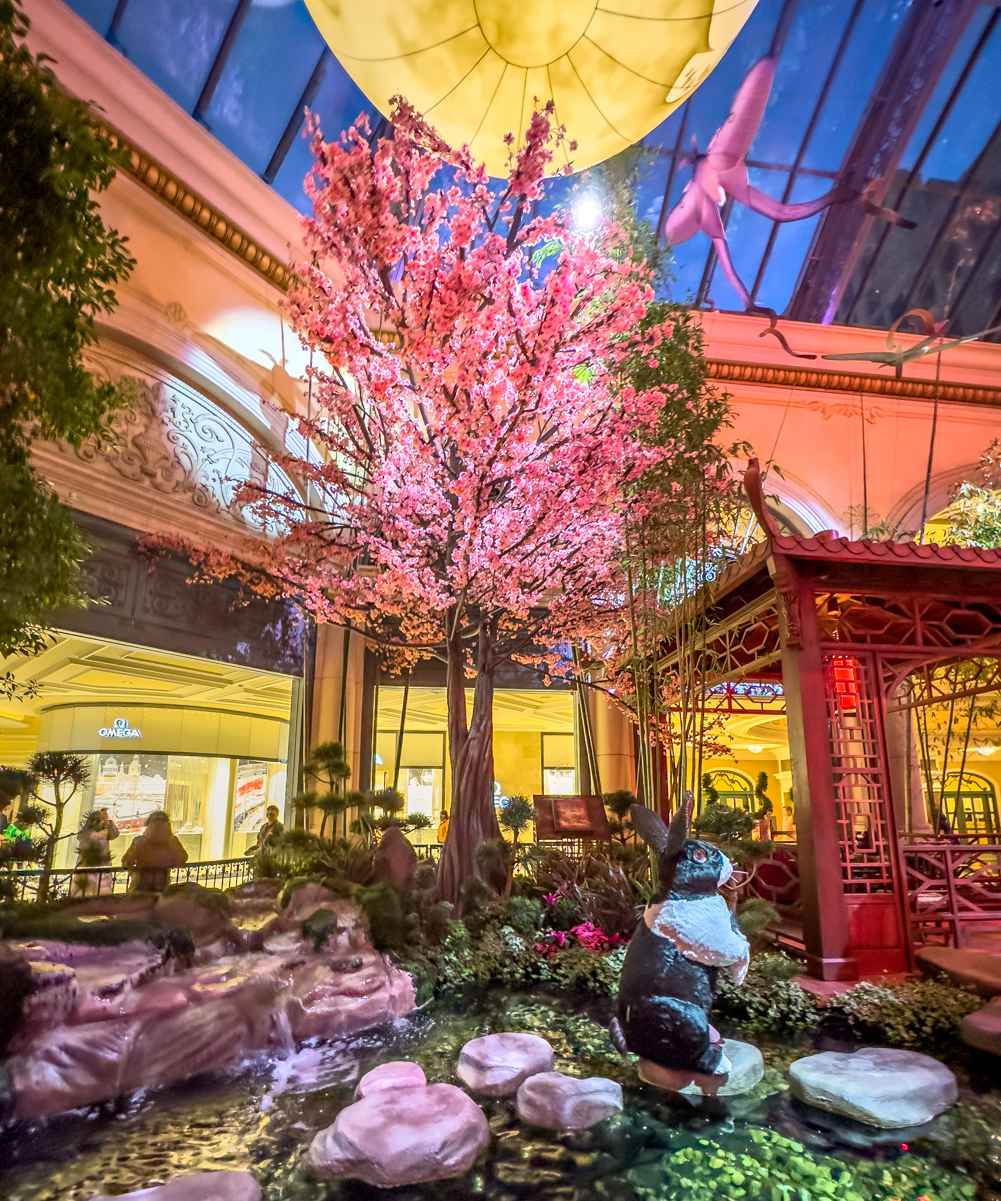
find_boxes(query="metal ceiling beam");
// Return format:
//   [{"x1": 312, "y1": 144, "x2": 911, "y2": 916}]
[
  {"x1": 263, "y1": 48, "x2": 330, "y2": 185},
  {"x1": 843, "y1": 7, "x2": 997, "y2": 326},
  {"x1": 194, "y1": 0, "x2": 253, "y2": 120},
  {"x1": 787, "y1": 0, "x2": 979, "y2": 326},
  {"x1": 749, "y1": 0, "x2": 865, "y2": 303}
]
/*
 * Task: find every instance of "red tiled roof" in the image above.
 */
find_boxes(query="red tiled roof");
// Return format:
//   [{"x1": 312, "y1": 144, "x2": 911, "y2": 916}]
[{"x1": 771, "y1": 532, "x2": 1001, "y2": 570}]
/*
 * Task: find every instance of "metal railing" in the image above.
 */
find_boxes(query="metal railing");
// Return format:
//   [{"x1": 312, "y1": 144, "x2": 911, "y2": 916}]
[{"x1": 3, "y1": 857, "x2": 255, "y2": 904}]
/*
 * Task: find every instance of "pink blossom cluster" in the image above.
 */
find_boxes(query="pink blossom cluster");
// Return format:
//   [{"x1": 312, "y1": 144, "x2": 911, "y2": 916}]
[
  {"x1": 533, "y1": 920, "x2": 622, "y2": 958},
  {"x1": 151, "y1": 96, "x2": 710, "y2": 686}
]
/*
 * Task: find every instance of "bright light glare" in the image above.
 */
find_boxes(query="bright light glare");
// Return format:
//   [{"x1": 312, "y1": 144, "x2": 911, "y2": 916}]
[
  {"x1": 573, "y1": 192, "x2": 604, "y2": 232},
  {"x1": 746, "y1": 744, "x2": 764, "y2": 754}
]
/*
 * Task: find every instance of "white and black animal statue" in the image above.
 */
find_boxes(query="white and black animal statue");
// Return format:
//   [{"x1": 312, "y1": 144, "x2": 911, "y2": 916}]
[{"x1": 611, "y1": 800, "x2": 749, "y2": 1079}]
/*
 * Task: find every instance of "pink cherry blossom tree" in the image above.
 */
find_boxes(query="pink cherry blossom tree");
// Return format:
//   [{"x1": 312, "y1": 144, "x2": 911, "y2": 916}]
[{"x1": 159, "y1": 100, "x2": 714, "y2": 902}]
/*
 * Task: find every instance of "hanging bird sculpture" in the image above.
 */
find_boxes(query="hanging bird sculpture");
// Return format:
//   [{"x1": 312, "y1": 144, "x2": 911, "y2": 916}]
[
  {"x1": 820, "y1": 308, "x2": 1001, "y2": 378},
  {"x1": 664, "y1": 57, "x2": 915, "y2": 317}
]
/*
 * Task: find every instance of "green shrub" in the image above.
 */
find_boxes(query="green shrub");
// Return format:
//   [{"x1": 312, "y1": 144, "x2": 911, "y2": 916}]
[
  {"x1": 715, "y1": 952, "x2": 819, "y2": 1034},
  {"x1": 354, "y1": 882, "x2": 406, "y2": 952},
  {"x1": 631, "y1": 1126, "x2": 975, "y2": 1201},
  {"x1": 734, "y1": 897, "x2": 777, "y2": 951},
  {"x1": 826, "y1": 977, "x2": 981, "y2": 1049},
  {"x1": 502, "y1": 895, "x2": 543, "y2": 937},
  {"x1": 302, "y1": 907, "x2": 341, "y2": 951},
  {"x1": 541, "y1": 944, "x2": 625, "y2": 996}
]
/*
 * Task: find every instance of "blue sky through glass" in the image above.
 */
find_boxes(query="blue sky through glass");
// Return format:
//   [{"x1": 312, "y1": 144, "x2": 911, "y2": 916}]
[{"x1": 61, "y1": 0, "x2": 1001, "y2": 337}]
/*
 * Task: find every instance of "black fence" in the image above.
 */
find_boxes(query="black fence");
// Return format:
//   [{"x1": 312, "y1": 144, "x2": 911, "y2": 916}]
[{"x1": 4, "y1": 856, "x2": 255, "y2": 904}]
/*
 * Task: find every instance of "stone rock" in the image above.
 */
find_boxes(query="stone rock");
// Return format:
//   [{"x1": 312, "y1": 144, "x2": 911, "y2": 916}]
[
  {"x1": 356, "y1": 1059, "x2": 427, "y2": 1099},
  {"x1": 89, "y1": 1170, "x2": 261, "y2": 1200},
  {"x1": 288, "y1": 951, "x2": 416, "y2": 1042},
  {"x1": 915, "y1": 947, "x2": 1001, "y2": 997},
  {"x1": 373, "y1": 825, "x2": 419, "y2": 891},
  {"x1": 638, "y1": 1038, "x2": 763, "y2": 1097},
  {"x1": 5, "y1": 903, "x2": 416, "y2": 1119},
  {"x1": 308, "y1": 1082, "x2": 489, "y2": 1186},
  {"x1": 457, "y1": 1032, "x2": 554, "y2": 1097},
  {"x1": 788, "y1": 1047, "x2": 958, "y2": 1129},
  {"x1": 960, "y1": 997, "x2": 1001, "y2": 1056},
  {"x1": 516, "y1": 1071, "x2": 623, "y2": 1131},
  {"x1": 282, "y1": 881, "x2": 341, "y2": 922},
  {"x1": 156, "y1": 884, "x2": 231, "y2": 929}
]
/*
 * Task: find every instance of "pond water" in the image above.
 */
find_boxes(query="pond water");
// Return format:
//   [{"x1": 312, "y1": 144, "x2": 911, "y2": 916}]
[{"x1": 1, "y1": 991, "x2": 999, "y2": 1201}]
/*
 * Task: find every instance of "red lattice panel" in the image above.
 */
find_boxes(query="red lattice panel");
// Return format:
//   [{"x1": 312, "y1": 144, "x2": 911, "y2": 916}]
[{"x1": 823, "y1": 653, "x2": 897, "y2": 896}]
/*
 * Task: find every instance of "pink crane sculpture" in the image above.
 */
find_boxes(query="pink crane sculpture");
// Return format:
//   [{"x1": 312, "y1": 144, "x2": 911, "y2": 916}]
[{"x1": 664, "y1": 57, "x2": 915, "y2": 317}]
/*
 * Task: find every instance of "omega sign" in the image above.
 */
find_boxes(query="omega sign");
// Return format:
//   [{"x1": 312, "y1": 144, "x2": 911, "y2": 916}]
[{"x1": 98, "y1": 717, "x2": 142, "y2": 740}]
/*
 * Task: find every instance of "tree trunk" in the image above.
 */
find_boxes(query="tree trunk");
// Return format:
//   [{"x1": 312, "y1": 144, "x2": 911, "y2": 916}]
[
  {"x1": 438, "y1": 623, "x2": 501, "y2": 905},
  {"x1": 39, "y1": 787, "x2": 64, "y2": 903}
]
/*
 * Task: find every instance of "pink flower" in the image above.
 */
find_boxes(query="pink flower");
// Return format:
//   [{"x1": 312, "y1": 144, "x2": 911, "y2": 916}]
[{"x1": 571, "y1": 922, "x2": 611, "y2": 952}]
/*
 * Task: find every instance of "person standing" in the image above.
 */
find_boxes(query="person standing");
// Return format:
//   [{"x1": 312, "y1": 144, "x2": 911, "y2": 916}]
[
  {"x1": 252, "y1": 805, "x2": 284, "y2": 853},
  {"x1": 436, "y1": 808, "x2": 450, "y2": 844},
  {"x1": 72, "y1": 808, "x2": 119, "y2": 896},
  {"x1": 121, "y1": 810, "x2": 187, "y2": 893}
]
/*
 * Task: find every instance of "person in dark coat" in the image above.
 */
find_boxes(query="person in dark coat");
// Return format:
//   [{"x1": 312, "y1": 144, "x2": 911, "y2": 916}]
[{"x1": 121, "y1": 810, "x2": 187, "y2": 892}]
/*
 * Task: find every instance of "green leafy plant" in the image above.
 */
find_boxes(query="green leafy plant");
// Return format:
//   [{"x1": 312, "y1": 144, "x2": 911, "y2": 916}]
[
  {"x1": 498, "y1": 794, "x2": 534, "y2": 844},
  {"x1": 0, "y1": 0, "x2": 134, "y2": 679},
  {"x1": 631, "y1": 1126, "x2": 975, "y2": 1201},
  {"x1": 826, "y1": 977, "x2": 981, "y2": 1049},
  {"x1": 24, "y1": 752, "x2": 90, "y2": 901},
  {"x1": 604, "y1": 788, "x2": 637, "y2": 844}
]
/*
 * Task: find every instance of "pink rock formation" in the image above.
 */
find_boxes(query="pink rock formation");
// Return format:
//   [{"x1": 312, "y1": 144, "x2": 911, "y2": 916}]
[
  {"x1": 308, "y1": 1082, "x2": 489, "y2": 1186},
  {"x1": 516, "y1": 1071, "x2": 623, "y2": 1130},
  {"x1": 3, "y1": 892, "x2": 415, "y2": 1120},
  {"x1": 456, "y1": 1032, "x2": 555, "y2": 1097},
  {"x1": 89, "y1": 1169, "x2": 261, "y2": 1201},
  {"x1": 355, "y1": 1059, "x2": 427, "y2": 1099}
]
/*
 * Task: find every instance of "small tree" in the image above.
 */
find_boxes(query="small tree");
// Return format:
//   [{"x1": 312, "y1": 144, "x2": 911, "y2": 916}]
[
  {"x1": 27, "y1": 752, "x2": 91, "y2": 901},
  {"x1": 499, "y1": 794, "x2": 534, "y2": 845},
  {"x1": 604, "y1": 789, "x2": 637, "y2": 845},
  {"x1": 0, "y1": 2, "x2": 134, "y2": 684},
  {"x1": 296, "y1": 741, "x2": 353, "y2": 839}
]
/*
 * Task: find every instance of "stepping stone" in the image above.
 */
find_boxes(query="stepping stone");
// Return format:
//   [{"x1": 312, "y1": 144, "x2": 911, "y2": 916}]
[
  {"x1": 789, "y1": 1047, "x2": 957, "y2": 1129},
  {"x1": 456, "y1": 1032, "x2": 554, "y2": 1097},
  {"x1": 89, "y1": 1170, "x2": 261, "y2": 1200},
  {"x1": 308, "y1": 1082, "x2": 489, "y2": 1187},
  {"x1": 356, "y1": 1060, "x2": 427, "y2": 1098},
  {"x1": 638, "y1": 1039, "x2": 764, "y2": 1097},
  {"x1": 516, "y1": 1071, "x2": 623, "y2": 1131},
  {"x1": 960, "y1": 997, "x2": 1001, "y2": 1056},
  {"x1": 915, "y1": 947, "x2": 1001, "y2": 997}
]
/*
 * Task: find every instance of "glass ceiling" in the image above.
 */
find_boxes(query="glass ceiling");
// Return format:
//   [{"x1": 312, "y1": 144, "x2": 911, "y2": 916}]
[{"x1": 67, "y1": 0, "x2": 1001, "y2": 340}]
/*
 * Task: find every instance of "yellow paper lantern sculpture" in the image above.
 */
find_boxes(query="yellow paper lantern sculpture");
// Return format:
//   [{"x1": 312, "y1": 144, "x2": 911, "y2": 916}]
[{"x1": 305, "y1": 0, "x2": 758, "y2": 178}]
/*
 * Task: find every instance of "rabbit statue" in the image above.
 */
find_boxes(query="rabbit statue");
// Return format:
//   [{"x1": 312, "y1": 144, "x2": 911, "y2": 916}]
[{"x1": 611, "y1": 799, "x2": 749, "y2": 1081}]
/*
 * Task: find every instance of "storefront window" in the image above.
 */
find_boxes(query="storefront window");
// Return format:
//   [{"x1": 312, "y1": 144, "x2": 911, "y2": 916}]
[
  {"x1": 231, "y1": 759, "x2": 287, "y2": 856},
  {"x1": 541, "y1": 733, "x2": 576, "y2": 795}
]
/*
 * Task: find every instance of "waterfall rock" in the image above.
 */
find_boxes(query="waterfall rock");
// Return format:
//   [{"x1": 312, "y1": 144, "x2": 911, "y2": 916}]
[
  {"x1": 516, "y1": 1071, "x2": 623, "y2": 1130},
  {"x1": 4, "y1": 902, "x2": 416, "y2": 1119},
  {"x1": 308, "y1": 1082, "x2": 489, "y2": 1186},
  {"x1": 89, "y1": 1169, "x2": 261, "y2": 1200},
  {"x1": 789, "y1": 1048, "x2": 958, "y2": 1128},
  {"x1": 356, "y1": 1060, "x2": 427, "y2": 1098},
  {"x1": 457, "y1": 1032, "x2": 555, "y2": 1097}
]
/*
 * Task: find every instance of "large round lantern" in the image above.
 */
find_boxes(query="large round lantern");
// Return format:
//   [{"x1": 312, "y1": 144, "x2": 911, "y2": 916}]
[{"x1": 305, "y1": 0, "x2": 758, "y2": 178}]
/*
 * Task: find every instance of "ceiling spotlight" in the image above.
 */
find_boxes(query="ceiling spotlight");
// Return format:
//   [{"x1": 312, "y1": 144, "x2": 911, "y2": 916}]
[
  {"x1": 973, "y1": 743, "x2": 997, "y2": 757},
  {"x1": 747, "y1": 744, "x2": 764, "y2": 754},
  {"x1": 572, "y1": 192, "x2": 603, "y2": 233}
]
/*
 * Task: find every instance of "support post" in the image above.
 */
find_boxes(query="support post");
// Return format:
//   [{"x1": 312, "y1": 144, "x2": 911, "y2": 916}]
[{"x1": 779, "y1": 577, "x2": 857, "y2": 980}]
